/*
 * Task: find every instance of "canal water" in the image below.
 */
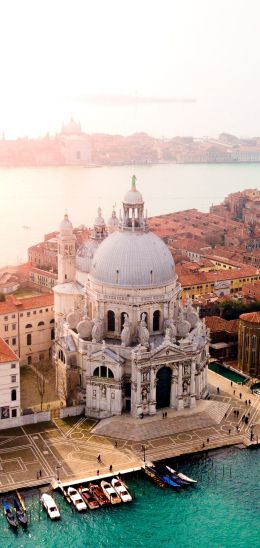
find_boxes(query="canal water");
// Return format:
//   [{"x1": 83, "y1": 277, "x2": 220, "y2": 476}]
[
  {"x1": 208, "y1": 363, "x2": 247, "y2": 384},
  {"x1": 1, "y1": 446, "x2": 259, "y2": 548}
]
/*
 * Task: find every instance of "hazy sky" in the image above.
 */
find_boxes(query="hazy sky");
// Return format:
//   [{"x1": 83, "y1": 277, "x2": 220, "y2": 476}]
[{"x1": 1, "y1": 0, "x2": 260, "y2": 138}]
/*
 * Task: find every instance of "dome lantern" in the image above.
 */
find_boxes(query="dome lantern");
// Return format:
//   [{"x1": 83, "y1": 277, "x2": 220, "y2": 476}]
[{"x1": 120, "y1": 175, "x2": 147, "y2": 232}]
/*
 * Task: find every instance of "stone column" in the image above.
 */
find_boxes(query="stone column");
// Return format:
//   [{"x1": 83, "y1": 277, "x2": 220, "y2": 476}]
[
  {"x1": 170, "y1": 368, "x2": 178, "y2": 409},
  {"x1": 148, "y1": 368, "x2": 156, "y2": 415},
  {"x1": 177, "y1": 363, "x2": 184, "y2": 410},
  {"x1": 190, "y1": 360, "x2": 196, "y2": 408}
]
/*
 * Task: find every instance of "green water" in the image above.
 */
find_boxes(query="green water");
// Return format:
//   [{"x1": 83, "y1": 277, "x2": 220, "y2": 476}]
[
  {"x1": 0, "y1": 447, "x2": 259, "y2": 548},
  {"x1": 209, "y1": 362, "x2": 246, "y2": 384}
]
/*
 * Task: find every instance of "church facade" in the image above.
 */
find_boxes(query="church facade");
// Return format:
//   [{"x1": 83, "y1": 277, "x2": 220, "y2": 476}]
[{"x1": 54, "y1": 177, "x2": 209, "y2": 418}]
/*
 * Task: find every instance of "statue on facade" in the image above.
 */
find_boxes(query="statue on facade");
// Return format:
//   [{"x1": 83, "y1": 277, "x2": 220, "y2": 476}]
[
  {"x1": 121, "y1": 313, "x2": 131, "y2": 347},
  {"x1": 186, "y1": 302, "x2": 199, "y2": 329},
  {"x1": 138, "y1": 313, "x2": 150, "y2": 348},
  {"x1": 176, "y1": 310, "x2": 191, "y2": 338},
  {"x1": 67, "y1": 308, "x2": 81, "y2": 330},
  {"x1": 164, "y1": 319, "x2": 177, "y2": 341},
  {"x1": 92, "y1": 315, "x2": 105, "y2": 343}
]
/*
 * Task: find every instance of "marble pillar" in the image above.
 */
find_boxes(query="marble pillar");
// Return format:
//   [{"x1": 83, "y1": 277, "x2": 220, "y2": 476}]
[{"x1": 177, "y1": 363, "x2": 184, "y2": 410}]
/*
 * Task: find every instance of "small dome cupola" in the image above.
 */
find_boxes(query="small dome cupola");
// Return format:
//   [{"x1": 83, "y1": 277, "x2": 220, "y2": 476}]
[
  {"x1": 59, "y1": 211, "x2": 73, "y2": 236},
  {"x1": 120, "y1": 175, "x2": 148, "y2": 232},
  {"x1": 91, "y1": 207, "x2": 107, "y2": 241},
  {"x1": 107, "y1": 205, "x2": 119, "y2": 233}
]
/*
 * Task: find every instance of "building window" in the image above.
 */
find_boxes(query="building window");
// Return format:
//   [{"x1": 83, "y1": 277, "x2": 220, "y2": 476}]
[
  {"x1": 25, "y1": 323, "x2": 32, "y2": 329},
  {"x1": 51, "y1": 328, "x2": 55, "y2": 340},
  {"x1": 33, "y1": 311, "x2": 36, "y2": 315},
  {"x1": 107, "y1": 310, "x2": 115, "y2": 331},
  {"x1": 27, "y1": 311, "x2": 30, "y2": 317},
  {"x1": 39, "y1": 309, "x2": 43, "y2": 313},
  {"x1": 38, "y1": 321, "x2": 44, "y2": 326},
  {"x1": 4, "y1": 325, "x2": 8, "y2": 332},
  {"x1": 45, "y1": 308, "x2": 48, "y2": 312},
  {"x1": 28, "y1": 356, "x2": 32, "y2": 365},
  {"x1": 153, "y1": 310, "x2": 160, "y2": 331},
  {"x1": 11, "y1": 389, "x2": 17, "y2": 401},
  {"x1": 11, "y1": 363, "x2": 16, "y2": 369},
  {"x1": 12, "y1": 324, "x2": 16, "y2": 330},
  {"x1": 11, "y1": 375, "x2": 16, "y2": 383},
  {"x1": 27, "y1": 333, "x2": 32, "y2": 346},
  {"x1": 11, "y1": 409, "x2": 17, "y2": 418},
  {"x1": 93, "y1": 366, "x2": 114, "y2": 379},
  {"x1": 12, "y1": 338, "x2": 16, "y2": 345},
  {"x1": 20, "y1": 313, "x2": 23, "y2": 317},
  {"x1": 120, "y1": 312, "x2": 128, "y2": 331},
  {"x1": 4, "y1": 339, "x2": 9, "y2": 344},
  {"x1": 12, "y1": 314, "x2": 15, "y2": 319}
]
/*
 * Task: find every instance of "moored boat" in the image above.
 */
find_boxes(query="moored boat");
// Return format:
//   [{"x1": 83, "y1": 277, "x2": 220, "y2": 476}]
[
  {"x1": 166, "y1": 465, "x2": 197, "y2": 484},
  {"x1": 13, "y1": 497, "x2": 28, "y2": 527},
  {"x1": 67, "y1": 487, "x2": 87, "y2": 512},
  {"x1": 79, "y1": 486, "x2": 100, "y2": 510},
  {"x1": 100, "y1": 480, "x2": 122, "y2": 505},
  {"x1": 88, "y1": 483, "x2": 110, "y2": 507},
  {"x1": 41, "y1": 494, "x2": 60, "y2": 520},
  {"x1": 3, "y1": 502, "x2": 18, "y2": 529},
  {"x1": 111, "y1": 477, "x2": 132, "y2": 502}
]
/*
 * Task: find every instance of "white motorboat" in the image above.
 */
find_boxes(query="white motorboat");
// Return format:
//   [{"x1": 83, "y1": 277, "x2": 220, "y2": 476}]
[
  {"x1": 111, "y1": 477, "x2": 132, "y2": 502},
  {"x1": 41, "y1": 493, "x2": 60, "y2": 520},
  {"x1": 67, "y1": 487, "x2": 87, "y2": 512},
  {"x1": 166, "y1": 465, "x2": 197, "y2": 484},
  {"x1": 100, "y1": 480, "x2": 121, "y2": 505}
]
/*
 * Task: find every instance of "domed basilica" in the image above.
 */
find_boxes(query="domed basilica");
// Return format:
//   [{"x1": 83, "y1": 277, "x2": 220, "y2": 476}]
[{"x1": 54, "y1": 177, "x2": 209, "y2": 418}]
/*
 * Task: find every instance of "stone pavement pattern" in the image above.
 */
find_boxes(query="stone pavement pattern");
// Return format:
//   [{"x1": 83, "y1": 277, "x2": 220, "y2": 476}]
[{"x1": 0, "y1": 369, "x2": 259, "y2": 492}]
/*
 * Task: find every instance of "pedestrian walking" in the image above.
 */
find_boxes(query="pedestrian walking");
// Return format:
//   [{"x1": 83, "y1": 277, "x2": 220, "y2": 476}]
[
  {"x1": 224, "y1": 412, "x2": 227, "y2": 419},
  {"x1": 39, "y1": 470, "x2": 42, "y2": 478},
  {"x1": 231, "y1": 381, "x2": 233, "y2": 387},
  {"x1": 97, "y1": 454, "x2": 101, "y2": 463},
  {"x1": 228, "y1": 429, "x2": 231, "y2": 435},
  {"x1": 233, "y1": 389, "x2": 236, "y2": 395},
  {"x1": 217, "y1": 387, "x2": 220, "y2": 394},
  {"x1": 109, "y1": 465, "x2": 113, "y2": 472},
  {"x1": 114, "y1": 441, "x2": 118, "y2": 448},
  {"x1": 239, "y1": 393, "x2": 242, "y2": 399},
  {"x1": 233, "y1": 409, "x2": 236, "y2": 415},
  {"x1": 165, "y1": 411, "x2": 167, "y2": 418},
  {"x1": 249, "y1": 400, "x2": 251, "y2": 406},
  {"x1": 162, "y1": 412, "x2": 165, "y2": 419},
  {"x1": 207, "y1": 438, "x2": 209, "y2": 443},
  {"x1": 245, "y1": 400, "x2": 248, "y2": 406},
  {"x1": 97, "y1": 470, "x2": 99, "y2": 475}
]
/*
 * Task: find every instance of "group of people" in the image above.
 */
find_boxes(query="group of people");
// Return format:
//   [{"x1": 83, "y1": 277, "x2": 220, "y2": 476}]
[{"x1": 96, "y1": 455, "x2": 113, "y2": 475}]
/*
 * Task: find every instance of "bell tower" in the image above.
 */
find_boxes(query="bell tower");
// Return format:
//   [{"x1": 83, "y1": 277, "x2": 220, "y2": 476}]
[{"x1": 57, "y1": 212, "x2": 76, "y2": 283}]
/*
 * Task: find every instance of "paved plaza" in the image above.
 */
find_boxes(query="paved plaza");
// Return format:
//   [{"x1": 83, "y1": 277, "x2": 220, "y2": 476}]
[{"x1": 0, "y1": 370, "x2": 259, "y2": 493}]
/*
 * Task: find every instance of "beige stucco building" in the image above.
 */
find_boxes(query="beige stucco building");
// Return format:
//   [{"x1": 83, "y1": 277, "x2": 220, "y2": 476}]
[
  {"x1": 238, "y1": 311, "x2": 260, "y2": 377},
  {"x1": 0, "y1": 338, "x2": 20, "y2": 421}
]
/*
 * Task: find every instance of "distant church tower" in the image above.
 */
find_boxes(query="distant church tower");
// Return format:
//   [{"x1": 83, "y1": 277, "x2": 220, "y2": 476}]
[{"x1": 57, "y1": 212, "x2": 76, "y2": 283}]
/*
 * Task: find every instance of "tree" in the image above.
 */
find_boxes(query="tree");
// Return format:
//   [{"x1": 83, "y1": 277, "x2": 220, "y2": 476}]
[
  {"x1": 34, "y1": 359, "x2": 52, "y2": 411},
  {"x1": 59, "y1": 368, "x2": 80, "y2": 407}
]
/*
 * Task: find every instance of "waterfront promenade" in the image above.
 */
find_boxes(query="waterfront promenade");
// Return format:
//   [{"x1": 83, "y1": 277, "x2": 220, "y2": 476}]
[{"x1": 0, "y1": 370, "x2": 259, "y2": 493}]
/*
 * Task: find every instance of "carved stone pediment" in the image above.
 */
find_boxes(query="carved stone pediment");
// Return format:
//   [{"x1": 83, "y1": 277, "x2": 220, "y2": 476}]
[
  {"x1": 90, "y1": 348, "x2": 125, "y2": 365},
  {"x1": 150, "y1": 344, "x2": 187, "y2": 362}
]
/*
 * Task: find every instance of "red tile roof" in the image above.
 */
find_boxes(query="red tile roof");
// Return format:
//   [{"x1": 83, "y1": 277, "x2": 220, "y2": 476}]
[
  {"x1": 0, "y1": 337, "x2": 19, "y2": 363},
  {"x1": 0, "y1": 294, "x2": 54, "y2": 314},
  {"x1": 205, "y1": 316, "x2": 239, "y2": 333},
  {"x1": 239, "y1": 311, "x2": 260, "y2": 324},
  {"x1": 177, "y1": 266, "x2": 260, "y2": 286}
]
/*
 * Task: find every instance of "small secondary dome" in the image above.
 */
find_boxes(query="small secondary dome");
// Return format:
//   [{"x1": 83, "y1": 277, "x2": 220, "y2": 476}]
[
  {"x1": 60, "y1": 212, "x2": 73, "y2": 234},
  {"x1": 90, "y1": 230, "x2": 176, "y2": 287},
  {"x1": 76, "y1": 240, "x2": 99, "y2": 273},
  {"x1": 123, "y1": 174, "x2": 143, "y2": 205}
]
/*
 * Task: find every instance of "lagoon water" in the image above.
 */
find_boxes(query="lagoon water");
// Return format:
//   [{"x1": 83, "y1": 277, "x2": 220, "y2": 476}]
[
  {"x1": 0, "y1": 163, "x2": 260, "y2": 266},
  {"x1": 0, "y1": 447, "x2": 259, "y2": 548}
]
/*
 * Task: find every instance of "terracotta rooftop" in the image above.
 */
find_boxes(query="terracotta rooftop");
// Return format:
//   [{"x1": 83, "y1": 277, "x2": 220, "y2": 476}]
[
  {"x1": 0, "y1": 337, "x2": 19, "y2": 363},
  {"x1": 205, "y1": 316, "x2": 239, "y2": 333},
  {"x1": 0, "y1": 294, "x2": 54, "y2": 314},
  {"x1": 239, "y1": 311, "x2": 260, "y2": 324},
  {"x1": 177, "y1": 266, "x2": 260, "y2": 286}
]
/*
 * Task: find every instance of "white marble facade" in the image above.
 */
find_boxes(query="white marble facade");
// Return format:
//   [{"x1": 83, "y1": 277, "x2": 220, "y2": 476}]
[{"x1": 54, "y1": 177, "x2": 209, "y2": 418}]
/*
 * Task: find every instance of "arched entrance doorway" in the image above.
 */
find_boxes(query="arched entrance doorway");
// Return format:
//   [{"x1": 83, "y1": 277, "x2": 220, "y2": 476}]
[{"x1": 156, "y1": 367, "x2": 171, "y2": 408}]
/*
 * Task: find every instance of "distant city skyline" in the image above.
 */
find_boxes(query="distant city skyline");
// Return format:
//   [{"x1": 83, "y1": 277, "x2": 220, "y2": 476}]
[{"x1": 1, "y1": 0, "x2": 260, "y2": 139}]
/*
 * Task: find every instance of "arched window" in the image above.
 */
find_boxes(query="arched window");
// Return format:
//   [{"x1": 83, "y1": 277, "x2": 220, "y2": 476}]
[
  {"x1": 50, "y1": 319, "x2": 55, "y2": 324},
  {"x1": 121, "y1": 312, "x2": 128, "y2": 331},
  {"x1": 27, "y1": 333, "x2": 32, "y2": 346},
  {"x1": 153, "y1": 310, "x2": 160, "y2": 331},
  {"x1": 38, "y1": 321, "x2": 44, "y2": 327},
  {"x1": 51, "y1": 328, "x2": 55, "y2": 340},
  {"x1": 92, "y1": 366, "x2": 114, "y2": 379},
  {"x1": 108, "y1": 310, "x2": 115, "y2": 331},
  {"x1": 11, "y1": 389, "x2": 17, "y2": 401},
  {"x1": 25, "y1": 323, "x2": 32, "y2": 329}
]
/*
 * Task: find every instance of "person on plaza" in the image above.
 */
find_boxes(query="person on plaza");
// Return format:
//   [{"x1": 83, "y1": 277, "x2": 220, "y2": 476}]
[
  {"x1": 239, "y1": 393, "x2": 242, "y2": 399},
  {"x1": 165, "y1": 411, "x2": 167, "y2": 418},
  {"x1": 245, "y1": 400, "x2": 247, "y2": 406},
  {"x1": 228, "y1": 429, "x2": 231, "y2": 435},
  {"x1": 114, "y1": 441, "x2": 118, "y2": 448},
  {"x1": 231, "y1": 381, "x2": 233, "y2": 387},
  {"x1": 217, "y1": 387, "x2": 220, "y2": 394},
  {"x1": 97, "y1": 470, "x2": 99, "y2": 475},
  {"x1": 109, "y1": 465, "x2": 113, "y2": 472},
  {"x1": 249, "y1": 399, "x2": 251, "y2": 406},
  {"x1": 97, "y1": 455, "x2": 101, "y2": 463},
  {"x1": 233, "y1": 389, "x2": 236, "y2": 395}
]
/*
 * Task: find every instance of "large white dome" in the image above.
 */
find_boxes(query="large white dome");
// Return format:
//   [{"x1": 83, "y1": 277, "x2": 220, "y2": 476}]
[{"x1": 90, "y1": 230, "x2": 176, "y2": 287}]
